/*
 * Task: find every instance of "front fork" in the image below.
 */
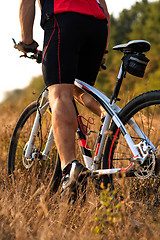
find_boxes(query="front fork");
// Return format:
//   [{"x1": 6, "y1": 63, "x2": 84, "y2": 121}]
[{"x1": 24, "y1": 90, "x2": 53, "y2": 160}]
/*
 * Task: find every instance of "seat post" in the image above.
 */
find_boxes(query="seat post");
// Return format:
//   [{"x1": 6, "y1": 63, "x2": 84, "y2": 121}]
[{"x1": 110, "y1": 62, "x2": 125, "y2": 104}]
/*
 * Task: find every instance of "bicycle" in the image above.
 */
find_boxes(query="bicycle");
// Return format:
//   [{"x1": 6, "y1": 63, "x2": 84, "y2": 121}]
[{"x1": 8, "y1": 39, "x2": 160, "y2": 203}]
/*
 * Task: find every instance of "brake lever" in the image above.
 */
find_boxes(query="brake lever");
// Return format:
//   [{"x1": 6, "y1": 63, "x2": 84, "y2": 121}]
[{"x1": 12, "y1": 38, "x2": 17, "y2": 46}]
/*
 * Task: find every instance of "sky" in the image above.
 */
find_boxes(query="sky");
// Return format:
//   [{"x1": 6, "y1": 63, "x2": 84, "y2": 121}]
[{"x1": 0, "y1": 0, "x2": 156, "y2": 102}]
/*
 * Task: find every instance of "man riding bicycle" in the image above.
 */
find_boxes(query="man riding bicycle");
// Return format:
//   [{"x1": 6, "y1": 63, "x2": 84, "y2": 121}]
[{"x1": 17, "y1": 0, "x2": 110, "y2": 202}]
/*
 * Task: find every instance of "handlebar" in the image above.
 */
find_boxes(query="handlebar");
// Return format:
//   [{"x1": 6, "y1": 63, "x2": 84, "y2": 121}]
[
  {"x1": 12, "y1": 38, "x2": 107, "y2": 69},
  {"x1": 20, "y1": 51, "x2": 42, "y2": 64},
  {"x1": 12, "y1": 38, "x2": 42, "y2": 64}
]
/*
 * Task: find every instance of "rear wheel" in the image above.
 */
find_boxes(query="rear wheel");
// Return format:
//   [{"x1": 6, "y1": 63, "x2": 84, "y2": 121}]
[
  {"x1": 103, "y1": 90, "x2": 160, "y2": 205},
  {"x1": 8, "y1": 101, "x2": 61, "y2": 192}
]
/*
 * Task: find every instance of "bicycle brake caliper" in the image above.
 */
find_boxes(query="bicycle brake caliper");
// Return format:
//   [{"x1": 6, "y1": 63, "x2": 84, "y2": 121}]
[{"x1": 134, "y1": 140, "x2": 151, "y2": 164}]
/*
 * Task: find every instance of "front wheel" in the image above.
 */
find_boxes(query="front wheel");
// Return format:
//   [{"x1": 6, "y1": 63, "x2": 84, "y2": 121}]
[
  {"x1": 102, "y1": 90, "x2": 160, "y2": 205},
  {"x1": 8, "y1": 101, "x2": 61, "y2": 192}
]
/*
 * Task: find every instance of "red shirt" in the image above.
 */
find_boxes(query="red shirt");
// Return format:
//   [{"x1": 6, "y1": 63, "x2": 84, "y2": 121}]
[
  {"x1": 54, "y1": 0, "x2": 106, "y2": 20},
  {"x1": 40, "y1": 0, "x2": 106, "y2": 28}
]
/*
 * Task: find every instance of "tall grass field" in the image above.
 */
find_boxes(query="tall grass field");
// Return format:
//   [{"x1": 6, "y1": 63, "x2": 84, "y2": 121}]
[{"x1": 0, "y1": 100, "x2": 160, "y2": 240}]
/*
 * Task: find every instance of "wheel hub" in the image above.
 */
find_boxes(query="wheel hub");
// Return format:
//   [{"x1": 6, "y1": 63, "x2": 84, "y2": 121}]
[{"x1": 22, "y1": 142, "x2": 34, "y2": 169}]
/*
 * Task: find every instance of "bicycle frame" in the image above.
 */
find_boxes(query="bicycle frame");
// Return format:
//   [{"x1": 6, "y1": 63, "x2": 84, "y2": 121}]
[{"x1": 24, "y1": 65, "x2": 157, "y2": 176}]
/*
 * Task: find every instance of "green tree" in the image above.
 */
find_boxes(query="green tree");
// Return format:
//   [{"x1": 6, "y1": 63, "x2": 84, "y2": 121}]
[{"x1": 110, "y1": 0, "x2": 149, "y2": 46}]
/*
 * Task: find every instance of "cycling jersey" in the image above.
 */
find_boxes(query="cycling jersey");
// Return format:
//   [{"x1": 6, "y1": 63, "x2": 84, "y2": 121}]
[{"x1": 40, "y1": 0, "x2": 106, "y2": 28}]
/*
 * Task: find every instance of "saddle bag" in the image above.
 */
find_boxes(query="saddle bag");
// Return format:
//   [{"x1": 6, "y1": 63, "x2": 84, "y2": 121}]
[{"x1": 122, "y1": 53, "x2": 150, "y2": 78}]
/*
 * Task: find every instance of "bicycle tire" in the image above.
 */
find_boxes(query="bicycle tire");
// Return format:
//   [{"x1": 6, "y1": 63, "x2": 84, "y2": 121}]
[
  {"x1": 8, "y1": 101, "x2": 62, "y2": 192},
  {"x1": 102, "y1": 90, "x2": 160, "y2": 204}
]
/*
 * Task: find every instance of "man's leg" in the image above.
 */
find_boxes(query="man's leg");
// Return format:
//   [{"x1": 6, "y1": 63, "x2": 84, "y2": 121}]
[
  {"x1": 48, "y1": 84, "x2": 78, "y2": 170},
  {"x1": 49, "y1": 84, "x2": 87, "y2": 203}
]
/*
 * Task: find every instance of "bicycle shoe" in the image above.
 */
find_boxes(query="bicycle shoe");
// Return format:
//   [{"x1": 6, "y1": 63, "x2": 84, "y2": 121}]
[{"x1": 61, "y1": 160, "x2": 87, "y2": 204}]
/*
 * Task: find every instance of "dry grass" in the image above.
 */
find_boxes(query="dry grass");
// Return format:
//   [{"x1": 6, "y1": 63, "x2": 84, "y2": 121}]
[{"x1": 0, "y1": 105, "x2": 160, "y2": 240}]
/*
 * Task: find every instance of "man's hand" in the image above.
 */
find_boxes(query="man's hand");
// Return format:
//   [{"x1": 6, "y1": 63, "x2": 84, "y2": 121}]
[{"x1": 15, "y1": 40, "x2": 39, "y2": 53}]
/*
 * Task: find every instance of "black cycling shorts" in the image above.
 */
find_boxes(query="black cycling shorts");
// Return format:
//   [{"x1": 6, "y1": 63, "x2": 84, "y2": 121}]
[{"x1": 42, "y1": 12, "x2": 108, "y2": 87}]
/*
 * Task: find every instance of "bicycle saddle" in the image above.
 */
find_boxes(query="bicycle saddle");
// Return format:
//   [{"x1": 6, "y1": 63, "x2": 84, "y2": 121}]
[{"x1": 113, "y1": 40, "x2": 151, "y2": 52}]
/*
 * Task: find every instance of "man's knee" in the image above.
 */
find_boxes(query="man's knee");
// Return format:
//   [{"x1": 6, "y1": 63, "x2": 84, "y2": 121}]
[
  {"x1": 48, "y1": 84, "x2": 74, "y2": 105},
  {"x1": 48, "y1": 84, "x2": 77, "y2": 127}
]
